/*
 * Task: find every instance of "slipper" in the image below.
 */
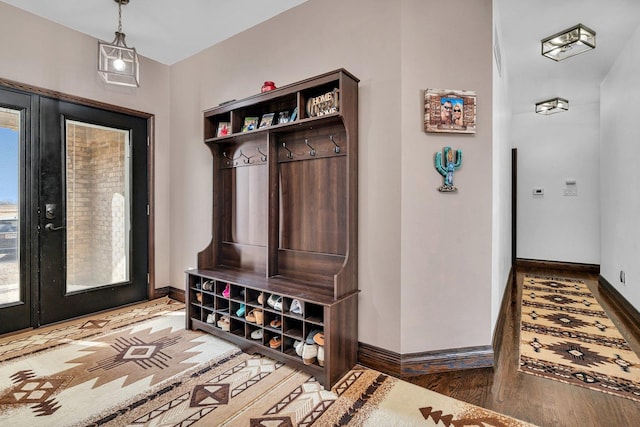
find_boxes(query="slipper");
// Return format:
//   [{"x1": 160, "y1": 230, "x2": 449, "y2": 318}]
[
  {"x1": 258, "y1": 293, "x2": 264, "y2": 305},
  {"x1": 306, "y1": 329, "x2": 322, "y2": 345},
  {"x1": 294, "y1": 340, "x2": 304, "y2": 357},
  {"x1": 269, "y1": 318, "x2": 282, "y2": 329},
  {"x1": 254, "y1": 309, "x2": 264, "y2": 325},
  {"x1": 196, "y1": 293, "x2": 203, "y2": 303},
  {"x1": 313, "y1": 332, "x2": 324, "y2": 346},
  {"x1": 206, "y1": 313, "x2": 215, "y2": 324},
  {"x1": 250, "y1": 329, "x2": 263, "y2": 340},
  {"x1": 290, "y1": 299, "x2": 303, "y2": 315},
  {"x1": 246, "y1": 309, "x2": 263, "y2": 324},
  {"x1": 236, "y1": 303, "x2": 245, "y2": 317},
  {"x1": 202, "y1": 280, "x2": 213, "y2": 291},
  {"x1": 217, "y1": 315, "x2": 230, "y2": 331},
  {"x1": 222, "y1": 283, "x2": 230, "y2": 298},
  {"x1": 269, "y1": 336, "x2": 282, "y2": 349}
]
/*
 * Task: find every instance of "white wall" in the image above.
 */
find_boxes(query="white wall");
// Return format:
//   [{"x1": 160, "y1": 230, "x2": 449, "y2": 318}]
[
  {"x1": 600, "y1": 23, "x2": 640, "y2": 310},
  {"x1": 399, "y1": 0, "x2": 494, "y2": 353},
  {"x1": 515, "y1": 102, "x2": 600, "y2": 265},
  {"x1": 491, "y1": 3, "x2": 513, "y2": 331},
  {"x1": 169, "y1": 0, "x2": 404, "y2": 351},
  {"x1": 170, "y1": 0, "x2": 495, "y2": 355},
  {"x1": 0, "y1": 3, "x2": 172, "y2": 288}
]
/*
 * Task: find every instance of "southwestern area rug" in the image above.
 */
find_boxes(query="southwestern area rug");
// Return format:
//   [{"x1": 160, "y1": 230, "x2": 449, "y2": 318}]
[
  {"x1": 519, "y1": 275, "x2": 640, "y2": 402},
  {"x1": 0, "y1": 298, "x2": 533, "y2": 426}
]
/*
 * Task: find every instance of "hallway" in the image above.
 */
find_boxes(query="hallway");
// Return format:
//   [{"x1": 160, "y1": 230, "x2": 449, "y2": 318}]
[{"x1": 406, "y1": 267, "x2": 640, "y2": 426}]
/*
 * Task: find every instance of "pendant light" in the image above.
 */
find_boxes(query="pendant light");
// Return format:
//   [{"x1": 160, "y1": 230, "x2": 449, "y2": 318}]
[{"x1": 98, "y1": 0, "x2": 139, "y2": 87}]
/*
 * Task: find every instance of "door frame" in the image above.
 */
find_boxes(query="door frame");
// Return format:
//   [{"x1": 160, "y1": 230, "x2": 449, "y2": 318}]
[
  {"x1": 0, "y1": 77, "x2": 158, "y2": 324},
  {"x1": 0, "y1": 87, "x2": 34, "y2": 333}
]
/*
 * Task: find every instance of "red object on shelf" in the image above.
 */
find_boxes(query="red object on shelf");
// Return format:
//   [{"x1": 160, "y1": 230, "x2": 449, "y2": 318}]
[{"x1": 261, "y1": 81, "x2": 276, "y2": 92}]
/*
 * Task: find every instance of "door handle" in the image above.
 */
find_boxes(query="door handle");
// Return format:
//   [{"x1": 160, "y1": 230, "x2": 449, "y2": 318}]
[{"x1": 45, "y1": 223, "x2": 65, "y2": 232}]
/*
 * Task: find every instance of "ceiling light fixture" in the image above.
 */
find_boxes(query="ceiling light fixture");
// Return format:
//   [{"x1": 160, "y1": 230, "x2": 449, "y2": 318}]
[
  {"x1": 98, "y1": 0, "x2": 139, "y2": 87},
  {"x1": 535, "y1": 97, "x2": 569, "y2": 115},
  {"x1": 541, "y1": 23, "x2": 596, "y2": 61}
]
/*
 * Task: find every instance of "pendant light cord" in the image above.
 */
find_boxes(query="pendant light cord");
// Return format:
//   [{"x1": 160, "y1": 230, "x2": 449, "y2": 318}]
[{"x1": 117, "y1": 1, "x2": 123, "y2": 33}]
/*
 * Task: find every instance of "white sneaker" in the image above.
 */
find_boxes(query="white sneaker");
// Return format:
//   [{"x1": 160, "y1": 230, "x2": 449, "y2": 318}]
[
  {"x1": 290, "y1": 299, "x2": 303, "y2": 315},
  {"x1": 302, "y1": 343, "x2": 318, "y2": 365},
  {"x1": 250, "y1": 329, "x2": 263, "y2": 340},
  {"x1": 294, "y1": 340, "x2": 304, "y2": 357},
  {"x1": 317, "y1": 346, "x2": 324, "y2": 367},
  {"x1": 206, "y1": 313, "x2": 214, "y2": 324}
]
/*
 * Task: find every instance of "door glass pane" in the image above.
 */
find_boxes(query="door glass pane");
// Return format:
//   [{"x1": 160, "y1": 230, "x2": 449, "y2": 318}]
[
  {"x1": 0, "y1": 107, "x2": 20, "y2": 305},
  {"x1": 66, "y1": 120, "x2": 130, "y2": 293}
]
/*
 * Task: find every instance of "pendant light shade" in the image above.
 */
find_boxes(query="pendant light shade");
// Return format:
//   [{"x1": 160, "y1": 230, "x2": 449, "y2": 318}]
[
  {"x1": 541, "y1": 24, "x2": 596, "y2": 62},
  {"x1": 98, "y1": 0, "x2": 139, "y2": 87}
]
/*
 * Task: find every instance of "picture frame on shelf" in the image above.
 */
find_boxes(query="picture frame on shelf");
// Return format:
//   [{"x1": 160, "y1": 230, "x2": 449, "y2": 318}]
[
  {"x1": 424, "y1": 89, "x2": 476, "y2": 134},
  {"x1": 277, "y1": 110, "x2": 290, "y2": 124},
  {"x1": 242, "y1": 116, "x2": 259, "y2": 132},
  {"x1": 259, "y1": 112, "x2": 275, "y2": 128},
  {"x1": 216, "y1": 121, "x2": 231, "y2": 137}
]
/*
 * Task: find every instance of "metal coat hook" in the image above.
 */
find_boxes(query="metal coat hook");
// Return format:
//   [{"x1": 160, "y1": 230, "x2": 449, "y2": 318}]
[
  {"x1": 305, "y1": 138, "x2": 316, "y2": 156},
  {"x1": 222, "y1": 151, "x2": 238, "y2": 166},
  {"x1": 329, "y1": 135, "x2": 340, "y2": 153},
  {"x1": 282, "y1": 142, "x2": 293, "y2": 159},
  {"x1": 239, "y1": 149, "x2": 252, "y2": 164},
  {"x1": 257, "y1": 146, "x2": 268, "y2": 162}
]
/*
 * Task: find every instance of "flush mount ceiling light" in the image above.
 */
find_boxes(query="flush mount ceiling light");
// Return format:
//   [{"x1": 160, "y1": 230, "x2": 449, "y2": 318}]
[
  {"x1": 541, "y1": 23, "x2": 596, "y2": 61},
  {"x1": 535, "y1": 97, "x2": 569, "y2": 115},
  {"x1": 98, "y1": 0, "x2": 139, "y2": 87}
]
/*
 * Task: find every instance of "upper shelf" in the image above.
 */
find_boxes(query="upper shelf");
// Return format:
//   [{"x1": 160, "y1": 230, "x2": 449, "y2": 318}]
[{"x1": 203, "y1": 69, "x2": 359, "y2": 143}]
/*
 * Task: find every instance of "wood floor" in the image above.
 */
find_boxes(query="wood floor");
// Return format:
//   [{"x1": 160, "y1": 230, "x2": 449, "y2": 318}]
[{"x1": 404, "y1": 268, "x2": 640, "y2": 427}]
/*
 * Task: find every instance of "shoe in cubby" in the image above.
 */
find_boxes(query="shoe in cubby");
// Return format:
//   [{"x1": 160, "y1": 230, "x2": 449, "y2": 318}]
[
  {"x1": 289, "y1": 299, "x2": 304, "y2": 317},
  {"x1": 246, "y1": 289, "x2": 263, "y2": 306},
  {"x1": 266, "y1": 294, "x2": 283, "y2": 311},
  {"x1": 202, "y1": 280, "x2": 214, "y2": 291},
  {"x1": 269, "y1": 335, "x2": 282, "y2": 350},
  {"x1": 217, "y1": 315, "x2": 230, "y2": 331},
  {"x1": 250, "y1": 328, "x2": 263, "y2": 341},
  {"x1": 246, "y1": 309, "x2": 263, "y2": 325}
]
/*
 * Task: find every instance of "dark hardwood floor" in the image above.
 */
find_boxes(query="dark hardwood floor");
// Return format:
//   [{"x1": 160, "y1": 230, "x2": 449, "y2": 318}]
[{"x1": 404, "y1": 268, "x2": 640, "y2": 426}]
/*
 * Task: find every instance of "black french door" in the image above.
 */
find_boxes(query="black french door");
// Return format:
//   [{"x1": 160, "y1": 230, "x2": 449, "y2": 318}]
[
  {"x1": 38, "y1": 97, "x2": 148, "y2": 325},
  {"x1": 0, "y1": 88, "x2": 32, "y2": 334},
  {"x1": 0, "y1": 86, "x2": 149, "y2": 333}
]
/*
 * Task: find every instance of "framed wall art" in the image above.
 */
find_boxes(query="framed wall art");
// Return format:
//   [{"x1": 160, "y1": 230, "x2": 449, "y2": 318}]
[{"x1": 424, "y1": 88, "x2": 476, "y2": 134}]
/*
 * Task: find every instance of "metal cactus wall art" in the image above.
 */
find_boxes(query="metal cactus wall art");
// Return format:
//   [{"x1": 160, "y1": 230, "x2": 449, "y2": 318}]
[{"x1": 434, "y1": 146, "x2": 462, "y2": 192}]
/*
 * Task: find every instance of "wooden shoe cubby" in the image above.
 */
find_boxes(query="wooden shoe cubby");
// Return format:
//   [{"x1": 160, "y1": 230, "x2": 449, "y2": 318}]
[{"x1": 186, "y1": 69, "x2": 359, "y2": 390}]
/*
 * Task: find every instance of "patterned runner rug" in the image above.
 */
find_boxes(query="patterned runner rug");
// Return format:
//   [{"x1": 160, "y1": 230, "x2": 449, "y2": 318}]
[
  {"x1": 0, "y1": 298, "x2": 532, "y2": 426},
  {"x1": 519, "y1": 275, "x2": 640, "y2": 402}
]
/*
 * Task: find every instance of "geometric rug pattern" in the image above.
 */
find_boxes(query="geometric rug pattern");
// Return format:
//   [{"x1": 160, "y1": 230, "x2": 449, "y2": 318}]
[
  {"x1": 0, "y1": 298, "x2": 534, "y2": 426},
  {"x1": 519, "y1": 275, "x2": 640, "y2": 402}
]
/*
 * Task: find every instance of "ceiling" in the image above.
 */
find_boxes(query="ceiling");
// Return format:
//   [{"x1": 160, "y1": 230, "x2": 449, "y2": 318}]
[
  {"x1": 496, "y1": 0, "x2": 640, "y2": 114},
  {"x1": 2, "y1": 0, "x2": 639, "y2": 115},
  {"x1": 0, "y1": 0, "x2": 308, "y2": 65}
]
